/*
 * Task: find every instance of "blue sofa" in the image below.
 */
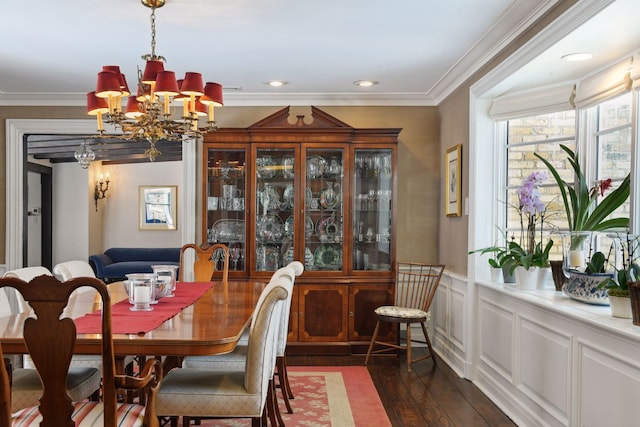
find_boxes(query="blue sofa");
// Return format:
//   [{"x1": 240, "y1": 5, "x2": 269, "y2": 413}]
[{"x1": 89, "y1": 247, "x2": 180, "y2": 282}]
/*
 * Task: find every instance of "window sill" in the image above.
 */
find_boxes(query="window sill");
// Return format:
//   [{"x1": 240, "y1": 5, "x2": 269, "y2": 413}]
[{"x1": 476, "y1": 280, "x2": 640, "y2": 341}]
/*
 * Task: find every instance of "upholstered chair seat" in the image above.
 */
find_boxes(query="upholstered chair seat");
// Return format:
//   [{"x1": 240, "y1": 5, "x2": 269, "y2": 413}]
[{"x1": 11, "y1": 366, "x2": 101, "y2": 413}]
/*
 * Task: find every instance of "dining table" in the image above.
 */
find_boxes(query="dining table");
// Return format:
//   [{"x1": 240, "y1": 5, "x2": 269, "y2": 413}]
[{"x1": 0, "y1": 280, "x2": 266, "y2": 371}]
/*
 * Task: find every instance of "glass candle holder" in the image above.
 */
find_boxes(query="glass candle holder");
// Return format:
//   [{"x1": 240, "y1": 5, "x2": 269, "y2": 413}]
[
  {"x1": 152, "y1": 265, "x2": 178, "y2": 298},
  {"x1": 561, "y1": 231, "x2": 594, "y2": 275},
  {"x1": 126, "y1": 273, "x2": 156, "y2": 310}
]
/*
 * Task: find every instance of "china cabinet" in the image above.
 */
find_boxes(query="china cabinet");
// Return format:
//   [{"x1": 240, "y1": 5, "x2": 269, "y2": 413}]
[{"x1": 202, "y1": 106, "x2": 400, "y2": 353}]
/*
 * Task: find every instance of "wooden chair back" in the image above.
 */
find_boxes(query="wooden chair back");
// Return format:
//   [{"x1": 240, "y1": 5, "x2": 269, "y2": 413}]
[
  {"x1": 0, "y1": 275, "x2": 159, "y2": 426},
  {"x1": 395, "y1": 262, "x2": 445, "y2": 312},
  {"x1": 179, "y1": 243, "x2": 229, "y2": 283}
]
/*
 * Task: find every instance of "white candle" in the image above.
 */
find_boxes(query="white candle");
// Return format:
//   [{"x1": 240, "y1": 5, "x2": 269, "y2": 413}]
[
  {"x1": 134, "y1": 286, "x2": 150, "y2": 304},
  {"x1": 569, "y1": 250, "x2": 584, "y2": 268}
]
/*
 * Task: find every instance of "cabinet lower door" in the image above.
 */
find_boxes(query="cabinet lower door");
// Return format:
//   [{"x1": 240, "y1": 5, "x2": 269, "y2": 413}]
[
  {"x1": 299, "y1": 285, "x2": 348, "y2": 342},
  {"x1": 349, "y1": 284, "x2": 395, "y2": 341}
]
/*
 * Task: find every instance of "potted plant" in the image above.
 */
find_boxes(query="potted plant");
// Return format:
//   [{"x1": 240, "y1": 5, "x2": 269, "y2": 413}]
[
  {"x1": 468, "y1": 244, "x2": 514, "y2": 283},
  {"x1": 599, "y1": 233, "x2": 640, "y2": 319},
  {"x1": 470, "y1": 171, "x2": 553, "y2": 289},
  {"x1": 562, "y1": 249, "x2": 613, "y2": 305},
  {"x1": 506, "y1": 238, "x2": 554, "y2": 290},
  {"x1": 534, "y1": 145, "x2": 630, "y2": 268}
]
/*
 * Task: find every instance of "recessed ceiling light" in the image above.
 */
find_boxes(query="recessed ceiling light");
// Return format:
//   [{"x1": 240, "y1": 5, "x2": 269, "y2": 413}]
[
  {"x1": 266, "y1": 80, "x2": 288, "y2": 87},
  {"x1": 354, "y1": 80, "x2": 378, "y2": 87},
  {"x1": 561, "y1": 52, "x2": 593, "y2": 62}
]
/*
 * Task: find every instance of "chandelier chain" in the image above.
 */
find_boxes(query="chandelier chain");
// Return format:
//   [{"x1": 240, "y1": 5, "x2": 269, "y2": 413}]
[{"x1": 150, "y1": 8, "x2": 157, "y2": 59}]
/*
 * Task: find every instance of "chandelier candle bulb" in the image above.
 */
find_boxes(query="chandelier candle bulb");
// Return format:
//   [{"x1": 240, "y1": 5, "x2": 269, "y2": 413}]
[{"x1": 163, "y1": 94, "x2": 170, "y2": 115}]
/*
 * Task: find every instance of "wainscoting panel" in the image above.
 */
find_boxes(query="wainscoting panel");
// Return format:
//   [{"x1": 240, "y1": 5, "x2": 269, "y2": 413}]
[
  {"x1": 449, "y1": 285, "x2": 466, "y2": 350},
  {"x1": 518, "y1": 316, "x2": 570, "y2": 424},
  {"x1": 577, "y1": 339, "x2": 640, "y2": 427},
  {"x1": 478, "y1": 297, "x2": 514, "y2": 383},
  {"x1": 432, "y1": 271, "x2": 468, "y2": 377}
]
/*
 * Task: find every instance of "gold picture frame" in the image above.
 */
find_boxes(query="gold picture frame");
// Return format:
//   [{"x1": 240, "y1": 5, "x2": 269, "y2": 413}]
[
  {"x1": 445, "y1": 145, "x2": 462, "y2": 217},
  {"x1": 139, "y1": 185, "x2": 178, "y2": 230}
]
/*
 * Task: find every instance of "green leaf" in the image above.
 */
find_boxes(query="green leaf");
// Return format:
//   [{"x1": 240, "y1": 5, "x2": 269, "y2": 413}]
[{"x1": 534, "y1": 145, "x2": 630, "y2": 232}]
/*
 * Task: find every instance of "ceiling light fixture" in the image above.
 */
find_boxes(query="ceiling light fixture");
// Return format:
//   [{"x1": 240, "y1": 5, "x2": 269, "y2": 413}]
[
  {"x1": 354, "y1": 80, "x2": 378, "y2": 87},
  {"x1": 86, "y1": 0, "x2": 223, "y2": 161},
  {"x1": 561, "y1": 52, "x2": 593, "y2": 62},
  {"x1": 266, "y1": 81, "x2": 288, "y2": 87},
  {"x1": 74, "y1": 141, "x2": 96, "y2": 169}
]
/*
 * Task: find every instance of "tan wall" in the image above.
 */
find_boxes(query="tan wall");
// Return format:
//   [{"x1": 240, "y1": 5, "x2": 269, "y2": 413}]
[
  {"x1": 1, "y1": 105, "x2": 439, "y2": 265},
  {"x1": 437, "y1": 0, "x2": 579, "y2": 275}
]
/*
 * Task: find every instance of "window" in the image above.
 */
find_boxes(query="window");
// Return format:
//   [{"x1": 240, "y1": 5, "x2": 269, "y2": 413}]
[
  {"x1": 503, "y1": 93, "x2": 632, "y2": 255},
  {"x1": 592, "y1": 93, "x2": 632, "y2": 218},
  {"x1": 505, "y1": 111, "x2": 576, "y2": 253}
]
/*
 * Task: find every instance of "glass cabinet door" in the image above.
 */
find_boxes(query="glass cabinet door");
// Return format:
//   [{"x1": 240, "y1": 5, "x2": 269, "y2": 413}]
[
  {"x1": 205, "y1": 148, "x2": 247, "y2": 272},
  {"x1": 304, "y1": 148, "x2": 345, "y2": 272},
  {"x1": 255, "y1": 148, "x2": 296, "y2": 272},
  {"x1": 353, "y1": 149, "x2": 392, "y2": 271}
]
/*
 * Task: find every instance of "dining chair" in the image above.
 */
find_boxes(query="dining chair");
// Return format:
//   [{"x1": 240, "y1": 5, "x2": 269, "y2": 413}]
[
  {"x1": 53, "y1": 260, "x2": 137, "y2": 379},
  {"x1": 181, "y1": 262, "x2": 303, "y2": 424},
  {"x1": 179, "y1": 243, "x2": 229, "y2": 283},
  {"x1": 2, "y1": 267, "x2": 103, "y2": 412},
  {"x1": 2, "y1": 274, "x2": 161, "y2": 426},
  {"x1": 365, "y1": 262, "x2": 445, "y2": 373},
  {"x1": 3, "y1": 266, "x2": 53, "y2": 312},
  {"x1": 155, "y1": 275, "x2": 290, "y2": 427},
  {"x1": 0, "y1": 285, "x2": 102, "y2": 413}
]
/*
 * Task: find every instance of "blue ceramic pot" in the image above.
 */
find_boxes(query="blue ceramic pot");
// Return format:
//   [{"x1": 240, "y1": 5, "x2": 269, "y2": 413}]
[{"x1": 562, "y1": 271, "x2": 613, "y2": 305}]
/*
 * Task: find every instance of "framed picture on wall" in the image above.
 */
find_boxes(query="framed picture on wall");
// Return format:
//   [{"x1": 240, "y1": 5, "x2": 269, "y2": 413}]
[
  {"x1": 445, "y1": 145, "x2": 462, "y2": 217},
  {"x1": 139, "y1": 185, "x2": 178, "y2": 230}
]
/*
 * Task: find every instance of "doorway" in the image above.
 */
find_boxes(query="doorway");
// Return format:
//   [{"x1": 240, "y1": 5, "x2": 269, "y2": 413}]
[{"x1": 25, "y1": 162, "x2": 52, "y2": 270}]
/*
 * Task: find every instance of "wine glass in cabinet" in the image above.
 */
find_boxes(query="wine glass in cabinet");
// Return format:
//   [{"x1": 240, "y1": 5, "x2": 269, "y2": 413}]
[
  {"x1": 303, "y1": 146, "x2": 347, "y2": 274},
  {"x1": 254, "y1": 146, "x2": 298, "y2": 274},
  {"x1": 203, "y1": 147, "x2": 247, "y2": 275},
  {"x1": 352, "y1": 148, "x2": 393, "y2": 272}
]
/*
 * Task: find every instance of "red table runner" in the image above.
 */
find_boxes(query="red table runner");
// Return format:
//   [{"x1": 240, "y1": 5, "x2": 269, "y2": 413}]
[{"x1": 74, "y1": 282, "x2": 214, "y2": 335}]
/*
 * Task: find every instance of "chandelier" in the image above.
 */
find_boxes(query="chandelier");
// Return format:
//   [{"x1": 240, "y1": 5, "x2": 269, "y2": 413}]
[
  {"x1": 74, "y1": 141, "x2": 96, "y2": 169},
  {"x1": 86, "y1": 0, "x2": 223, "y2": 161}
]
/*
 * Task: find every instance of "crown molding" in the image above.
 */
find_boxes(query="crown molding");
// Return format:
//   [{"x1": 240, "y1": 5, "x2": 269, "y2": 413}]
[
  {"x1": 429, "y1": 0, "x2": 561, "y2": 104},
  {"x1": 472, "y1": 0, "x2": 616, "y2": 98},
  {"x1": 0, "y1": 91, "x2": 437, "y2": 107}
]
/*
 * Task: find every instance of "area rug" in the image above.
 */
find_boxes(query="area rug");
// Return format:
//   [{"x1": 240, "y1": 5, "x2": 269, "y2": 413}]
[{"x1": 198, "y1": 366, "x2": 391, "y2": 427}]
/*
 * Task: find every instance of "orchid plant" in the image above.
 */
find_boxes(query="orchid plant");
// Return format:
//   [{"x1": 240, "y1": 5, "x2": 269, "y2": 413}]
[
  {"x1": 534, "y1": 145, "x2": 630, "y2": 232},
  {"x1": 508, "y1": 171, "x2": 554, "y2": 271},
  {"x1": 469, "y1": 172, "x2": 553, "y2": 272}
]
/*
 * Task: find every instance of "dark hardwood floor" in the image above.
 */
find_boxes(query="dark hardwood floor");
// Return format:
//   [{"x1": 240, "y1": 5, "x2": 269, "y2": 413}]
[{"x1": 288, "y1": 349, "x2": 516, "y2": 427}]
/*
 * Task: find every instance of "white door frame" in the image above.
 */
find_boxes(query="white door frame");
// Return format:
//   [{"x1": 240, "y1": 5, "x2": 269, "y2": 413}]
[{"x1": 5, "y1": 119, "x2": 195, "y2": 271}]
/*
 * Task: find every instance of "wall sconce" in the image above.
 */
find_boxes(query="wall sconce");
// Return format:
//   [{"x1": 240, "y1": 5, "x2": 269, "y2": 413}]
[{"x1": 94, "y1": 173, "x2": 110, "y2": 211}]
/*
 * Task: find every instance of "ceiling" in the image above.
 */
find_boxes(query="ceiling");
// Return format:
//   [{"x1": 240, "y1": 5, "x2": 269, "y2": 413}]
[{"x1": 2, "y1": 0, "x2": 639, "y2": 163}]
